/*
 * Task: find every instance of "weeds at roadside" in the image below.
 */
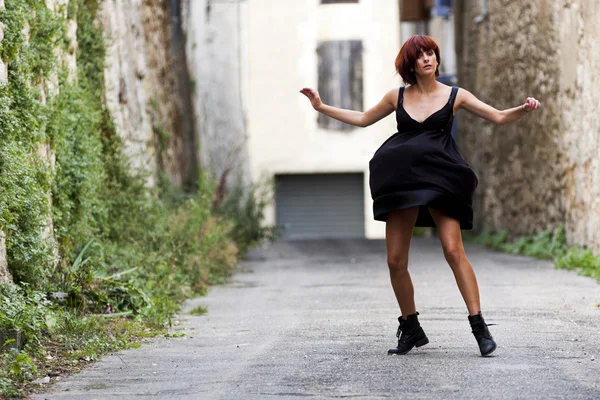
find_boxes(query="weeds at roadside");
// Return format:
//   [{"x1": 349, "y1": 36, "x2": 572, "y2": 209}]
[
  {"x1": 0, "y1": 0, "x2": 278, "y2": 396},
  {"x1": 164, "y1": 332, "x2": 186, "y2": 338},
  {"x1": 189, "y1": 305, "x2": 208, "y2": 316},
  {"x1": 0, "y1": 175, "x2": 274, "y2": 397},
  {"x1": 469, "y1": 226, "x2": 600, "y2": 283}
]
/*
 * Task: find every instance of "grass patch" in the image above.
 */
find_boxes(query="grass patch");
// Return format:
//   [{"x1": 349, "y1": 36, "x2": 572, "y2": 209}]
[
  {"x1": 189, "y1": 305, "x2": 208, "y2": 316},
  {"x1": 469, "y1": 226, "x2": 600, "y2": 283},
  {"x1": 556, "y1": 248, "x2": 600, "y2": 282},
  {"x1": 164, "y1": 332, "x2": 186, "y2": 338}
]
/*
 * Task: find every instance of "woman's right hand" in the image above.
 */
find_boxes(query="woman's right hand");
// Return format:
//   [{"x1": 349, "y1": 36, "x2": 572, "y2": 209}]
[{"x1": 299, "y1": 88, "x2": 323, "y2": 110}]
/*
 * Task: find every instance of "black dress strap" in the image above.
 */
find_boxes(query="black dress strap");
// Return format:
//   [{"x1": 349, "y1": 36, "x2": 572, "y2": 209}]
[
  {"x1": 448, "y1": 86, "x2": 459, "y2": 109},
  {"x1": 397, "y1": 86, "x2": 405, "y2": 108}
]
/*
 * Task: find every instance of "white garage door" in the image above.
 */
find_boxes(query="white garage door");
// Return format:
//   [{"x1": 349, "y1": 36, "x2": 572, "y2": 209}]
[{"x1": 275, "y1": 173, "x2": 365, "y2": 239}]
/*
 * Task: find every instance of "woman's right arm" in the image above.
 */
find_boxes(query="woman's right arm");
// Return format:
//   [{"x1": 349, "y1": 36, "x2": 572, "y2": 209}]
[
  {"x1": 300, "y1": 88, "x2": 397, "y2": 128},
  {"x1": 456, "y1": 88, "x2": 541, "y2": 125}
]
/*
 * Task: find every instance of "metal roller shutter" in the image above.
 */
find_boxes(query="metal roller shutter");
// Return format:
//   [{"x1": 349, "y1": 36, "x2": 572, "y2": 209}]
[{"x1": 275, "y1": 173, "x2": 365, "y2": 239}]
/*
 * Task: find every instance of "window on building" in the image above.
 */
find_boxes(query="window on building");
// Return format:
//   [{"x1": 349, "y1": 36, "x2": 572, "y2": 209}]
[
  {"x1": 317, "y1": 40, "x2": 363, "y2": 131},
  {"x1": 321, "y1": 0, "x2": 359, "y2": 4}
]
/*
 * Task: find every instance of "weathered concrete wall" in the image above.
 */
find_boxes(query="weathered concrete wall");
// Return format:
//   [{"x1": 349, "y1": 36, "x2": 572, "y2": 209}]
[
  {"x1": 100, "y1": 0, "x2": 155, "y2": 184},
  {"x1": 185, "y1": 0, "x2": 249, "y2": 184},
  {"x1": 100, "y1": 0, "x2": 197, "y2": 188},
  {"x1": 454, "y1": 0, "x2": 599, "y2": 250},
  {"x1": 558, "y1": 0, "x2": 600, "y2": 250}
]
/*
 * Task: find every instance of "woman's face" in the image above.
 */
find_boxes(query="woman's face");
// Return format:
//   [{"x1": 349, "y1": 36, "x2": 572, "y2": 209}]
[{"x1": 414, "y1": 49, "x2": 438, "y2": 78}]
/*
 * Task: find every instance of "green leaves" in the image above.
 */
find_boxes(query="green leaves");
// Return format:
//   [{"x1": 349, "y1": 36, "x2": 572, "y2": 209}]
[
  {"x1": 10, "y1": 352, "x2": 36, "y2": 377},
  {"x1": 70, "y1": 239, "x2": 93, "y2": 274},
  {"x1": 474, "y1": 226, "x2": 568, "y2": 260},
  {"x1": 44, "y1": 314, "x2": 58, "y2": 330},
  {"x1": 1, "y1": 0, "x2": 276, "y2": 395},
  {"x1": 0, "y1": 0, "x2": 65, "y2": 288},
  {"x1": 473, "y1": 226, "x2": 600, "y2": 283},
  {"x1": 189, "y1": 305, "x2": 208, "y2": 316},
  {"x1": 556, "y1": 248, "x2": 600, "y2": 282},
  {"x1": 214, "y1": 176, "x2": 276, "y2": 255}
]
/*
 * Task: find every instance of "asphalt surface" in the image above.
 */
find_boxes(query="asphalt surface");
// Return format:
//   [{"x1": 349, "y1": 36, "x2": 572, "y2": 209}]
[{"x1": 33, "y1": 238, "x2": 600, "y2": 400}]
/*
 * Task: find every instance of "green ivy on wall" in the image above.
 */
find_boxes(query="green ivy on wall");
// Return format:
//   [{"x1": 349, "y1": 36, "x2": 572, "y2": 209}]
[
  {"x1": 0, "y1": 0, "x2": 65, "y2": 286},
  {"x1": 0, "y1": 0, "x2": 139, "y2": 289},
  {"x1": 0, "y1": 2, "x2": 273, "y2": 394},
  {"x1": 0, "y1": 0, "x2": 273, "y2": 319}
]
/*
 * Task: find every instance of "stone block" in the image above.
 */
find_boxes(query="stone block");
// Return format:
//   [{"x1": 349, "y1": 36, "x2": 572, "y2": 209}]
[
  {"x1": 0, "y1": 230, "x2": 11, "y2": 282},
  {"x1": 0, "y1": 329, "x2": 23, "y2": 352},
  {"x1": 45, "y1": 0, "x2": 68, "y2": 14},
  {"x1": 0, "y1": 20, "x2": 5, "y2": 86},
  {"x1": 0, "y1": 60, "x2": 7, "y2": 86}
]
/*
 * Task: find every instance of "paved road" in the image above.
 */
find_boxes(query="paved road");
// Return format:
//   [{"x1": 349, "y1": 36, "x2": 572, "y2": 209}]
[{"x1": 34, "y1": 238, "x2": 600, "y2": 399}]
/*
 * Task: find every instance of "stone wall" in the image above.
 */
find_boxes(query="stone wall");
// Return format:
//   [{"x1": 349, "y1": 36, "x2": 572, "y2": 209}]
[
  {"x1": 0, "y1": 0, "x2": 197, "y2": 282},
  {"x1": 99, "y1": 0, "x2": 197, "y2": 188},
  {"x1": 184, "y1": 0, "x2": 249, "y2": 185},
  {"x1": 557, "y1": 0, "x2": 600, "y2": 250},
  {"x1": 454, "y1": 0, "x2": 600, "y2": 251}
]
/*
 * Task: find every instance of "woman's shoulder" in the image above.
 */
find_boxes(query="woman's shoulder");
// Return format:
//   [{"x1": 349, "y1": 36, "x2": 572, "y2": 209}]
[
  {"x1": 383, "y1": 87, "x2": 401, "y2": 106},
  {"x1": 454, "y1": 86, "x2": 474, "y2": 101}
]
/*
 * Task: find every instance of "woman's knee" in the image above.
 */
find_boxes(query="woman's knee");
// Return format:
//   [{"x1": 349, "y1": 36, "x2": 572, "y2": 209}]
[
  {"x1": 443, "y1": 245, "x2": 465, "y2": 267},
  {"x1": 387, "y1": 255, "x2": 409, "y2": 274}
]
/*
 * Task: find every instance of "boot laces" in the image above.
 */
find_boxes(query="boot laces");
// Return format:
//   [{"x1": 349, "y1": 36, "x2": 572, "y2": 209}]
[{"x1": 399, "y1": 332, "x2": 413, "y2": 344}]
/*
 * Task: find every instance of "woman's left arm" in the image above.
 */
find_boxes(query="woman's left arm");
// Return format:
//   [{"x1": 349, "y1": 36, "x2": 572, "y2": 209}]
[{"x1": 456, "y1": 88, "x2": 541, "y2": 125}]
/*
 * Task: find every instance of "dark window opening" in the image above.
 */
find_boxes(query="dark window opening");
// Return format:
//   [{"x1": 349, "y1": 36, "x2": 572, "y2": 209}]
[{"x1": 317, "y1": 40, "x2": 363, "y2": 131}]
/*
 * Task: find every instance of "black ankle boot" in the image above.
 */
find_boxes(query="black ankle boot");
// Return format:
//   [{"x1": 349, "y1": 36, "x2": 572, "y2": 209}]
[
  {"x1": 388, "y1": 312, "x2": 429, "y2": 355},
  {"x1": 468, "y1": 312, "x2": 497, "y2": 356}
]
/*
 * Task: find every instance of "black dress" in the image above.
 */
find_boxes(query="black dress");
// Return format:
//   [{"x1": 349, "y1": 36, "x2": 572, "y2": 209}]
[{"x1": 369, "y1": 86, "x2": 478, "y2": 229}]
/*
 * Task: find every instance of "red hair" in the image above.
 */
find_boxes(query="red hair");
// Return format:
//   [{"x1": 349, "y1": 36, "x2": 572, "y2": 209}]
[{"x1": 395, "y1": 35, "x2": 441, "y2": 85}]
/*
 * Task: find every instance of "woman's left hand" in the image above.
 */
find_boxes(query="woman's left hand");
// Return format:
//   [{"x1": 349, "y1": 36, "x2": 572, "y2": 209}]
[{"x1": 522, "y1": 97, "x2": 541, "y2": 112}]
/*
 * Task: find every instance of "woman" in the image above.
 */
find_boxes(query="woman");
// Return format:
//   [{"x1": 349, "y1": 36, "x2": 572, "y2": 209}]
[{"x1": 300, "y1": 35, "x2": 540, "y2": 357}]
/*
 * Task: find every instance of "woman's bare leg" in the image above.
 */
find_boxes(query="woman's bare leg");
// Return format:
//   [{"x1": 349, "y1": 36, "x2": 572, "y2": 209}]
[
  {"x1": 386, "y1": 207, "x2": 420, "y2": 318},
  {"x1": 428, "y1": 208, "x2": 481, "y2": 315}
]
